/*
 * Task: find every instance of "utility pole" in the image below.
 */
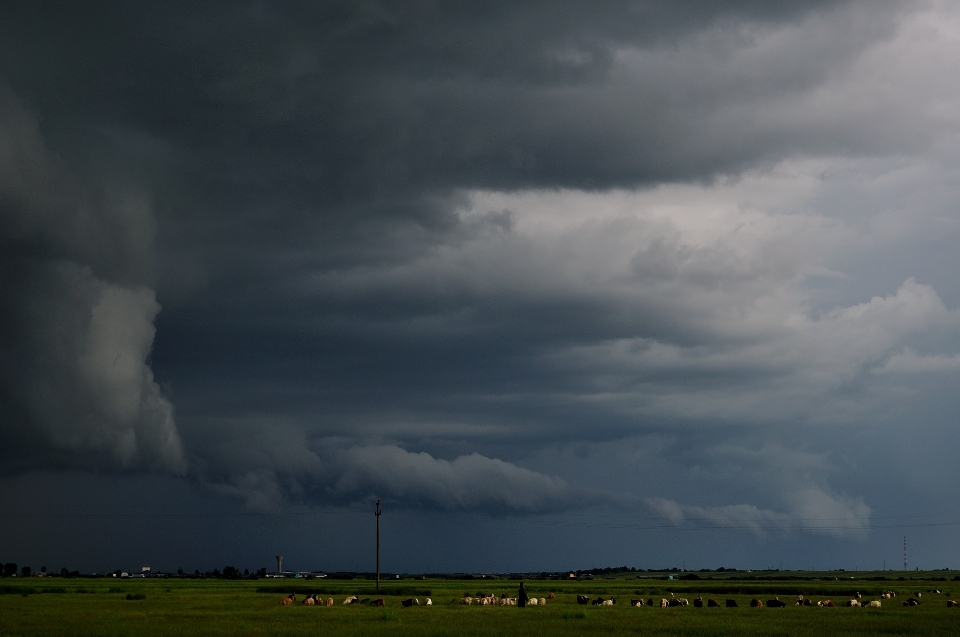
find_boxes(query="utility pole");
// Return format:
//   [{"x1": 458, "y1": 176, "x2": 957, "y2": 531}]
[
  {"x1": 903, "y1": 536, "x2": 908, "y2": 571},
  {"x1": 375, "y1": 500, "x2": 382, "y2": 592}
]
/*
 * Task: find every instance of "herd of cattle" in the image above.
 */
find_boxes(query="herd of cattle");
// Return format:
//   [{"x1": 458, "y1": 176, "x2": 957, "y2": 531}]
[{"x1": 280, "y1": 588, "x2": 960, "y2": 608}]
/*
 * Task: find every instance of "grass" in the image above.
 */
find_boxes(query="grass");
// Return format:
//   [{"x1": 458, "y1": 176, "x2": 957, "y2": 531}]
[{"x1": 0, "y1": 573, "x2": 958, "y2": 636}]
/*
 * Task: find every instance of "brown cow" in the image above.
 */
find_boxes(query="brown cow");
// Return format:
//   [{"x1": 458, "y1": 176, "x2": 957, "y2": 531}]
[
  {"x1": 326, "y1": 598, "x2": 334, "y2": 606},
  {"x1": 821, "y1": 600, "x2": 834, "y2": 607},
  {"x1": 303, "y1": 596, "x2": 315, "y2": 605},
  {"x1": 281, "y1": 597, "x2": 293, "y2": 606},
  {"x1": 750, "y1": 599, "x2": 763, "y2": 608},
  {"x1": 373, "y1": 599, "x2": 385, "y2": 607},
  {"x1": 707, "y1": 599, "x2": 720, "y2": 607},
  {"x1": 547, "y1": 592, "x2": 556, "y2": 600}
]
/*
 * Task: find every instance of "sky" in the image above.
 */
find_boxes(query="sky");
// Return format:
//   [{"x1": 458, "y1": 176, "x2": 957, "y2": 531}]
[{"x1": 2, "y1": 0, "x2": 960, "y2": 575}]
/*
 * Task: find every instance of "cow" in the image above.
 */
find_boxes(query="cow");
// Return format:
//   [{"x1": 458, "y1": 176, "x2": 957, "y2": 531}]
[
  {"x1": 576, "y1": 595, "x2": 589, "y2": 605},
  {"x1": 932, "y1": 589, "x2": 942, "y2": 594},
  {"x1": 726, "y1": 599, "x2": 738, "y2": 608},
  {"x1": 326, "y1": 598, "x2": 334, "y2": 607},
  {"x1": 668, "y1": 598, "x2": 685, "y2": 607},
  {"x1": 750, "y1": 599, "x2": 763, "y2": 608},
  {"x1": 460, "y1": 596, "x2": 473, "y2": 605},
  {"x1": 821, "y1": 600, "x2": 834, "y2": 607},
  {"x1": 882, "y1": 591, "x2": 896, "y2": 598},
  {"x1": 281, "y1": 597, "x2": 293, "y2": 606},
  {"x1": 767, "y1": 598, "x2": 787, "y2": 608},
  {"x1": 601, "y1": 599, "x2": 614, "y2": 606},
  {"x1": 660, "y1": 599, "x2": 669, "y2": 608},
  {"x1": 947, "y1": 600, "x2": 959, "y2": 607},
  {"x1": 880, "y1": 593, "x2": 892, "y2": 599},
  {"x1": 903, "y1": 598, "x2": 920, "y2": 606},
  {"x1": 343, "y1": 596, "x2": 358, "y2": 605},
  {"x1": 846, "y1": 600, "x2": 861, "y2": 608},
  {"x1": 547, "y1": 592, "x2": 556, "y2": 600},
  {"x1": 707, "y1": 599, "x2": 720, "y2": 607},
  {"x1": 538, "y1": 598, "x2": 547, "y2": 606},
  {"x1": 528, "y1": 597, "x2": 538, "y2": 606},
  {"x1": 373, "y1": 599, "x2": 385, "y2": 607},
  {"x1": 303, "y1": 596, "x2": 315, "y2": 605},
  {"x1": 647, "y1": 599, "x2": 654, "y2": 607},
  {"x1": 592, "y1": 596, "x2": 604, "y2": 606},
  {"x1": 865, "y1": 601, "x2": 881, "y2": 608},
  {"x1": 630, "y1": 599, "x2": 644, "y2": 607},
  {"x1": 855, "y1": 592, "x2": 862, "y2": 599},
  {"x1": 401, "y1": 598, "x2": 419, "y2": 607},
  {"x1": 693, "y1": 596, "x2": 703, "y2": 608}
]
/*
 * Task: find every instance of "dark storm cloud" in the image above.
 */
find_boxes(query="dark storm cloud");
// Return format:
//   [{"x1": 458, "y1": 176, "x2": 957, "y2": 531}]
[{"x1": 4, "y1": 0, "x2": 960, "y2": 544}]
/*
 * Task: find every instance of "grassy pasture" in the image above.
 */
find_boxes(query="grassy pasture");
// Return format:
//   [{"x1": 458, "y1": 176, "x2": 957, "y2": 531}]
[{"x1": 1, "y1": 573, "x2": 958, "y2": 636}]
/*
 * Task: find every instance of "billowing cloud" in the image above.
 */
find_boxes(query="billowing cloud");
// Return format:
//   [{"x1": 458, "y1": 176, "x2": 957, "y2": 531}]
[
  {"x1": 0, "y1": 89, "x2": 185, "y2": 474},
  {"x1": 5, "y1": 1, "x2": 960, "y2": 572}
]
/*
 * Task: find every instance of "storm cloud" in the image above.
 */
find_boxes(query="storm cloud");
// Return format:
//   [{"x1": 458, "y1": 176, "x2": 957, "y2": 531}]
[{"x1": 2, "y1": 0, "x2": 960, "y2": 572}]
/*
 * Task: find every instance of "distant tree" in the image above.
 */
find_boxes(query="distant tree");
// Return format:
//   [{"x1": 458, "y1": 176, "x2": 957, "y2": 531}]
[
  {"x1": 212, "y1": 568, "x2": 221, "y2": 577},
  {"x1": 258, "y1": 567, "x2": 267, "y2": 578},
  {"x1": 40, "y1": 566, "x2": 47, "y2": 575},
  {"x1": 61, "y1": 567, "x2": 69, "y2": 577},
  {"x1": 2, "y1": 563, "x2": 16, "y2": 577},
  {"x1": 21, "y1": 566, "x2": 31, "y2": 577},
  {"x1": 243, "y1": 568, "x2": 249, "y2": 577},
  {"x1": 194, "y1": 570, "x2": 201, "y2": 577}
]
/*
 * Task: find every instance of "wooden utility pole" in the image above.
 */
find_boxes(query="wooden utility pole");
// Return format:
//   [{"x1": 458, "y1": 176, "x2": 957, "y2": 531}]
[{"x1": 375, "y1": 500, "x2": 382, "y2": 591}]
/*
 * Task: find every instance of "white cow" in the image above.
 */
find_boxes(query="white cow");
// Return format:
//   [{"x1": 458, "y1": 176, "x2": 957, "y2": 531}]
[
  {"x1": 425, "y1": 598, "x2": 432, "y2": 606},
  {"x1": 865, "y1": 601, "x2": 881, "y2": 608},
  {"x1": 528, "y1": 597, "x2": 538, "y2": 606}
]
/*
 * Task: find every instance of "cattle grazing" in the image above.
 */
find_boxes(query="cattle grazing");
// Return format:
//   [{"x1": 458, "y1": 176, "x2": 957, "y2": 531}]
[
  {"x1": 343, "y1": 596, "x2": 358, "y2": 605},
  {"x1": 660, "y1": 599, "x2": 669, "y2": 608},
  {"x1": 668, "y1": 598, "x2": 686, "y2": 607},
  {"x1": 592, "y1": 596, "x2": 604, "y2": 605},
  {"x1": 538, "y1": 598, "x2": 547, "y2": 605},
  {"x1": 932, "y1": 589, "x2": 942, "y2": 594},
  {"x1": 693, "y1": 596, "x2": 703, "y2": 608},
  {"x1": 767, "y1": 597, "x2": 787, "y2": 608},
  {"x1": 601, "y1": 599, "x2": 614, "y2": 606},
  {"x1": 903, "y1": 598, "x2": 920, "y2": 606},
  {"x1": 865, "y1": 601, "x2": 881, "y2": 608},
  {"x1": 303, "y1": 596, "x2": 315, "y2": 605},
  {"x1": 326, "y1": 598, "x2": 334, "y2": 606},
  {"x1": 460, "y1": 596, "x2": 472, "y2": 605},
  {"x1": 647, "y1": 599, "x2": 654, "y2": 607},
  {"x1": 855, "y1": 592, "x2": 862, "y2": 599},
  {"x1": 528, "y1": 597, "x2": 538, "y2": 606},
  {"x1": 373, "y1": 599, "x2": 385, "y2": 607},
  {"x1": 821, "y1": 600, "x2": 834, "y2": 607},
  {"x1": 630, "y1": 599, "x2": 644, "y2": 607},
  {"x1": 946, "y1": 600, "x2": 959, "y2": 607},
  {"x1": 425, "y1": 598, "x2": 432, "y2": 606},
  {"x1": 576, "y1": 595, "x2": 589, "y2": 605},
  {"x1": 802, "y1": 598, "x2": 813, "y2": 606},
  {"x1": 726, "y1": 599, "x2": 738, "y2": 608},
  {"x1": 882, "y1": 590, "x2": 896, "y2": 598},
  {"x1": 750, "y1": 599, "x2": 763, "y2": 608},
  {"x1": 708, "y1": 599, "x2": 720, "y2": 607},
  {"x1": 400, "y1": 598, "x2": 419, "y2": 607},
  {"x1": 281, "y1": 597, "x2": 293, "y2": 606},
  {"x1": 547, "y1": 592, "x2": 556, "y2": 600},
  {"x1": 846, "y1": 600, "x2": 861, "y2": 608},
  {"x1": 916, "y1": 592, "x2": 922, "y2": 597}
]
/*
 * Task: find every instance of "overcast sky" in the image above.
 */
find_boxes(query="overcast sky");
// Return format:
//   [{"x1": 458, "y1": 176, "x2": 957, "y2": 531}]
[{"x1": 3, "y1": 0, "x2": 960, "y2": 575}]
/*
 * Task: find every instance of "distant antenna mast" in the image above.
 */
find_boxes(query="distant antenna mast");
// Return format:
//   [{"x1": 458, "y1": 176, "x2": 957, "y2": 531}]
[
  {"x1": 375, "y1": 500, "x2": 382, "y2": 592},
  {"x1": 903, "y1": 536, "x2": 908, "y2": 571}
]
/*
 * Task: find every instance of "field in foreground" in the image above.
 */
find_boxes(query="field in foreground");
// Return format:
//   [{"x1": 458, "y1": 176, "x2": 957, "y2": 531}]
[{"x1": 2, "y1": 573, "x2": 959, "y2": 636}]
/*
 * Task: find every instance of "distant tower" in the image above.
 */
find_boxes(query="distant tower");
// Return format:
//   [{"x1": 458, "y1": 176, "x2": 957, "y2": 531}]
[
  {"x1": 903, "y1": 537, "x2": 907, "y2": 571},
  {"x1": 276, "y1": 555, "x2": 284, "y2": 575}
]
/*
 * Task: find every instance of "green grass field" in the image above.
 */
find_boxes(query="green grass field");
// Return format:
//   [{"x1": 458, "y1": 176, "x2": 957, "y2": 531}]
[{"x1": 2, "y1": 573, "x2": 958, "y2": 636}]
